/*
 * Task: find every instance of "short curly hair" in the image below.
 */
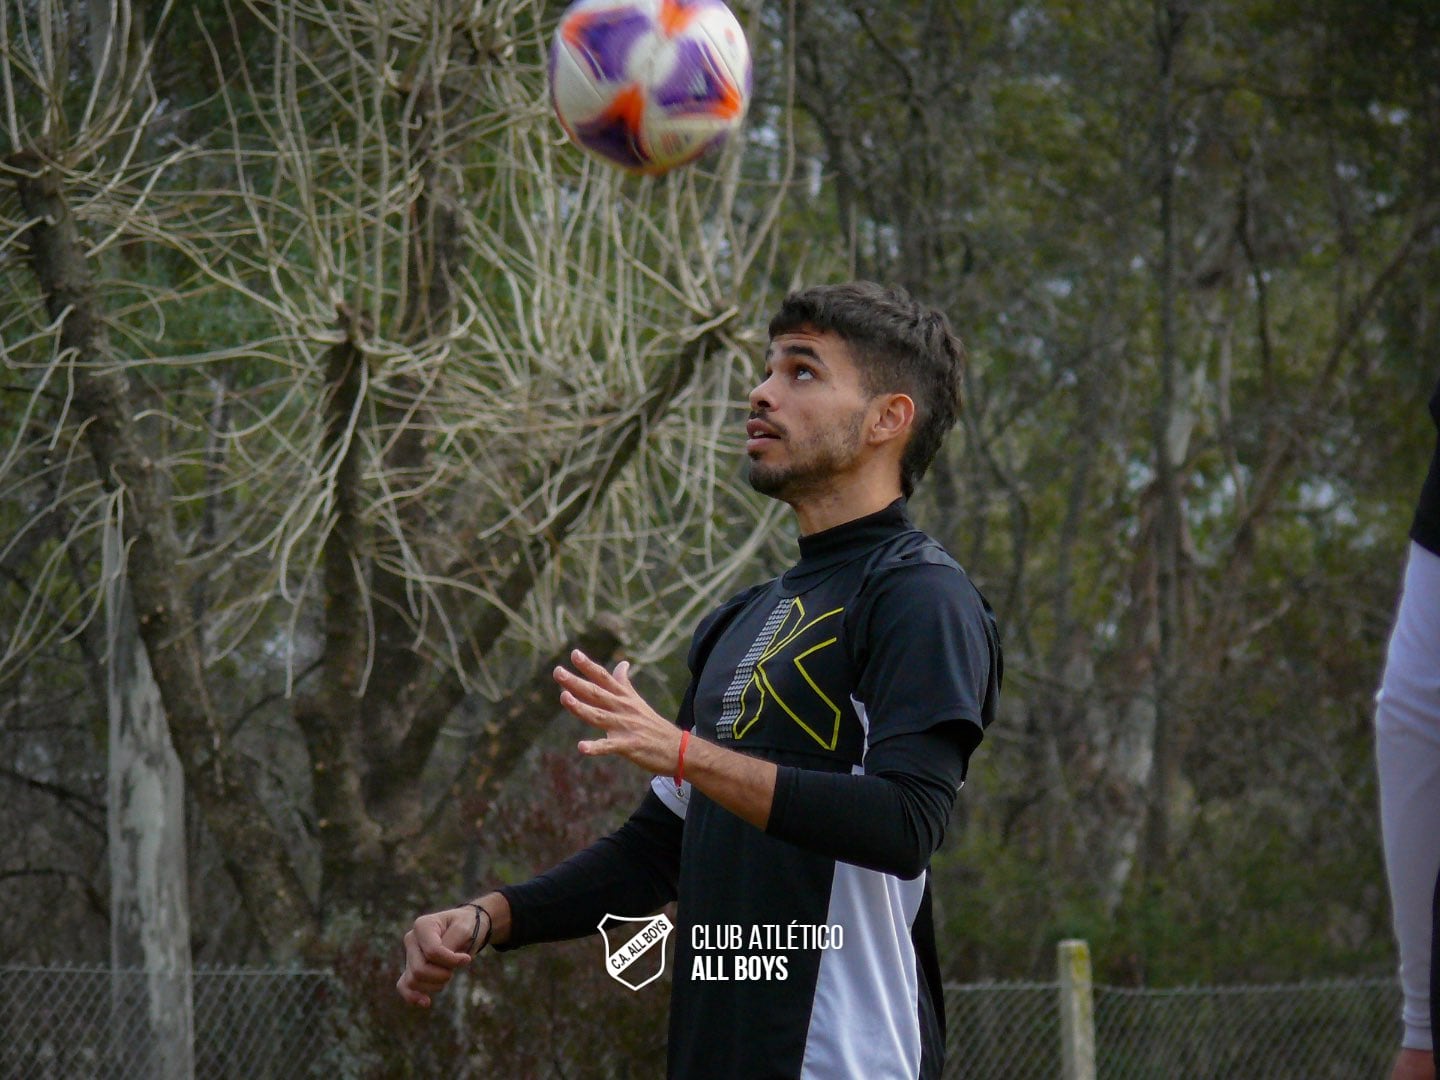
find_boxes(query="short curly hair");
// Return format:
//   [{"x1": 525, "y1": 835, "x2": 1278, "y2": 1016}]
[{"x1": 767, "y1": 282, "x2": 966, "y2": 499}]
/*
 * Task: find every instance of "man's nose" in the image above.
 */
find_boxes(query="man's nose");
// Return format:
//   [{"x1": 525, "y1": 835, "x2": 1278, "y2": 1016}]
[{"x1": 748, "y1": 376, "x2": 774, "y2": 413}]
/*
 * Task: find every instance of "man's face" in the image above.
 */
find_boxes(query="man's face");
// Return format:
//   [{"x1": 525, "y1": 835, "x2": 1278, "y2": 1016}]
[{"x1": 745, "y1": 327, "x2": 873, "y2": 502}]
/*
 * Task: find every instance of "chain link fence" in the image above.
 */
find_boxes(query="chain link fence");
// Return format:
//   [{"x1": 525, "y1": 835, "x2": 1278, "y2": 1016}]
[
  {"x1": 0, "y1": 961, "x2": 1401, "y2": 1077},
  {"x1": 1094, "y1": 978, "x2": 1400, "y2": 1079},
  {"x1": 941, "y1": 972, "x2": 1399, "y2": 1079},
  {"x1": 945, "y1": 981, "x2": 1062, "y2": 1077},
  {"x1": 0, "y1": 966, "x2": 334, "y2": 1079}
]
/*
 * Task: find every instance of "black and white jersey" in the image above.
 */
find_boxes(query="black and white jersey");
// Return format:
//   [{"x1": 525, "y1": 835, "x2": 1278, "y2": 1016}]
[
  {"x1": 498, "y1": 500, "x2": 1001, "y2": 1079},
  {"x1": 655, "y1": 500, "x2": 999, "y2": 1079}
]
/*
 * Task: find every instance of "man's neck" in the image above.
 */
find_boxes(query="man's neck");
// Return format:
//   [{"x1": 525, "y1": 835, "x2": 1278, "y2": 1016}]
[{"x1": 789, "y1": 482, "x2": 904, "y2": 536}]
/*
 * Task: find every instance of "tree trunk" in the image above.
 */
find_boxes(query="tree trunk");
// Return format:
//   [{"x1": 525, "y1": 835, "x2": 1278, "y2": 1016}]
[
  {"x1": 11, "y1": 148, "x2": 314, "y2": 954},
  {"x1": 105, "y1": 522, "x2": 194, "y2": 1080},
  {"x1": 1142, "y1": 0, "x2": 1189, "y2": 882}
]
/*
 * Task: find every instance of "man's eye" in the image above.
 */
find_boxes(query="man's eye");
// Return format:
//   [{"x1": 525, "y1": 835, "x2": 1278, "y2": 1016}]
[{"x1": 794, "y1": 365, "x2": 814, "y2": 381}]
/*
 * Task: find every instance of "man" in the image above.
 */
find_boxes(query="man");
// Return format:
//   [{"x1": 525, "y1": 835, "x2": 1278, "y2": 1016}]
[
  {"x1": 1378, "y1": 374, "x2": 1440, "y2": 1080},
  {"x1": 397, "y1": 282, "x2": 1002, "y2": 1079}
]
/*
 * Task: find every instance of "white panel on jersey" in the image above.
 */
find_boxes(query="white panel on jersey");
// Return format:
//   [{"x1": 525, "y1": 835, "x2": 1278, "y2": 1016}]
[
  {"x1": 650, "y1": 774, "x2": 691, "y2": 819},
  {"x1": 801, "y1": 699, "x2": 925, "y2": 1079},
  {"x1": 850, "y1": 693, "x2": 871, "y2": 769},
  {"x1": 799, "y1": 861, "x2": 926, "y2": 1079}
]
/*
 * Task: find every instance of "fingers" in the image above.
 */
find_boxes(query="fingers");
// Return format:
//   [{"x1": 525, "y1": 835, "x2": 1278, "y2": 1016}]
[
  {"x1": 396, "y1": 913, "x2": 472, "y2": 1007},
  {"x1": 578, "y1": 735, "x2": 621, "y2": 756},
  {"x1": 557, "y1": 651, "x2": 658, "y2": 760},
  {"x1": 568, "y1": 648, "x2": 623, "y2": 688},
  {"x1": 554, "y1": 668, "x2": 612, "y2": 714},
  {"x1": 556, "y1": 650, "x2": 633, "y2": 700},
  {"x1": 1390, "y1": 1049, "x2": 1436, "y2": 1080},
  {"x1": 555, "y1": 652, "x2": 636, "y2": 729},
  {"x1": 417, "y1": 911, "x2": 474, "y2": 967},
  {"x1": 396, "y1": 964, "x2": 434, "y2": 1007},
  {"x1": 560, "y1": 689, "x2": 608, "y2": 730}
]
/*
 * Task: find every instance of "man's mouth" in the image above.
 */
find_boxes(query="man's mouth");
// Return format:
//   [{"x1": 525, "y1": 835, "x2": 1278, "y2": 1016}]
[{"x1": 746, "y1": 418, "x2": 782, "y2": 452}]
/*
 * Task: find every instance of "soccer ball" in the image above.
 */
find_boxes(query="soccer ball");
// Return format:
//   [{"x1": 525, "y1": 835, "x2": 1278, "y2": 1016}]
[{"x1": 549, "y1": 0, "x2": 752, "y2": 175}]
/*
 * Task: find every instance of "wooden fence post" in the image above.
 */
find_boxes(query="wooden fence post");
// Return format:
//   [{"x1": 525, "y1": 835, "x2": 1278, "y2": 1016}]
[{"x1": 1058, "y1": 939, "x2": 1096, "y2": 1080}]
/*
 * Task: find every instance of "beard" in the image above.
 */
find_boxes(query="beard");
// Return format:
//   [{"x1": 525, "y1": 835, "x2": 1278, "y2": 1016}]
[{"x1": 746, "y1": 409, "x2": 866, "y2": 501}]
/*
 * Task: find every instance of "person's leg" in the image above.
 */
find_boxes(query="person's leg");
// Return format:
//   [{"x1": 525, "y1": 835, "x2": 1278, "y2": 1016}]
[{"x1": 1379, "y1": 544, "x2": 1440, "y2": 1065}]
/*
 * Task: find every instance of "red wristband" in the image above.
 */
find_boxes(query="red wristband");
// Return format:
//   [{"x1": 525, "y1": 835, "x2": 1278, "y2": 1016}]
[{"x1": 674, "y1": 729, "x2": 692, "y2": 788}]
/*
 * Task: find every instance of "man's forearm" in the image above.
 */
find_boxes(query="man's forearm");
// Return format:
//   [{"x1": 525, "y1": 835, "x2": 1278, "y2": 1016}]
[
  {"x1": 492, "y1": 789, "x2": 682, "y2": 949},
  {"x1": 680, "y1": 733, "x2": 778, "y2": 829}
]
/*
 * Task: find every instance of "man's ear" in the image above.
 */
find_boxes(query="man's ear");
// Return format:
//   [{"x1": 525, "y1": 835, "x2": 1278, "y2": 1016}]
[{"x1": 868, "y1": 393, "x2": 915, "y2": 447}]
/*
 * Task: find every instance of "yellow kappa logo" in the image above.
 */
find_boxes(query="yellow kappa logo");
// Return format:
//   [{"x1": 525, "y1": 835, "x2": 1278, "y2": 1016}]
[{"x1": 733, "y1": 600, "x2": 846, "y2": 749}]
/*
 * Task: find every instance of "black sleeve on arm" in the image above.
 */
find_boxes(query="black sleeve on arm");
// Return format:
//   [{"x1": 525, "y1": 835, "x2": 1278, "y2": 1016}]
[
  {"x1": 764, "y1": 720, "x2": 981, "y2": 879},
  {"x1": 495, "y1": 789, "x2": 682, "y2": 950}
]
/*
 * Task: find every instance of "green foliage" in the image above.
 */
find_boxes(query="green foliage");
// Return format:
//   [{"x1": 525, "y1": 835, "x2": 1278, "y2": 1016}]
[
  {"x1": 779, "y1": 0, "x2": 1436, "y2": 990},
  {"x1": 322, "y1": 750, "x2": 669, "y2": 1076},
  {"x1": 5, "y1": 0, "x2": 1436, "y2": 1019}
]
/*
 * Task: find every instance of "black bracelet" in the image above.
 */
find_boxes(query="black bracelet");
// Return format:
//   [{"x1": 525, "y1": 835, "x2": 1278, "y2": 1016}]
[{"x1": 465, "y1": 902, "x2": 492, "y2": 957}]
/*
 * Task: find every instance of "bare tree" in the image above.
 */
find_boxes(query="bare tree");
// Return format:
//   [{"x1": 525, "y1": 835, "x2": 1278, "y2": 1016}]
[{"x1": 2, "y1": 0, "x2": 794, "y2": 961}]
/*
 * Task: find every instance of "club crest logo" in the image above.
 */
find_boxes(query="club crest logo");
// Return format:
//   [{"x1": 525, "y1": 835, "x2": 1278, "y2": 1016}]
[{"x1": 598, "y1": 913, "x2": 674, "y2": 991}]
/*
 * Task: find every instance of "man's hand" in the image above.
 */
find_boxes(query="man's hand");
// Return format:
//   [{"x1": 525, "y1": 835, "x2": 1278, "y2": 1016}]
[
  {"x1": 1391, "y1": 1048, "x2": 1436, "y2": 1080},
  {"x1": 556, "y1": 650, "x2": 683, "y2": 775},
  {"x1": 396, "y1": 906, "x2": 473, "y2": 1007},
  {"x1": 556, "y1": 648, "x2": 778, "y2": 829},
  {"x1": 397, "y1": 895, "x2": 510, "y2": 1007}
]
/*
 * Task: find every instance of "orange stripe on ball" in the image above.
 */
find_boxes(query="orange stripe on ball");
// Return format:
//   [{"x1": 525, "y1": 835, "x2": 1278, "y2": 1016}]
[{"x1": 657, "y1": 0, "x2": 701, "y2": 37}]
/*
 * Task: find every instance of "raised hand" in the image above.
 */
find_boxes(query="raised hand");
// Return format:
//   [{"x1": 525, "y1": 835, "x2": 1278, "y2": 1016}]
[{"x1": 555, "y1": 650, "x2": 684, "y2": 777}]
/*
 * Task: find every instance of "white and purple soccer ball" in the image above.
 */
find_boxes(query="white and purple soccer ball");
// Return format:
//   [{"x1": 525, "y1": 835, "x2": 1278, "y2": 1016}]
[{"x1": 549, "y1": 0, "x2": 753, "y2": 175}]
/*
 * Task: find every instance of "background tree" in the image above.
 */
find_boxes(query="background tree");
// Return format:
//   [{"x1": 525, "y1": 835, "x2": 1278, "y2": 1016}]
[
  {"x1": 3, "y1": 0, "x2": 1439, "y2": 1072},
  {"x1": 1, "y1": 0, "x2": 789, "y2": 955},
  {"x1": 776, "y1": 0, "x2": 1439, "y2": 981}
]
